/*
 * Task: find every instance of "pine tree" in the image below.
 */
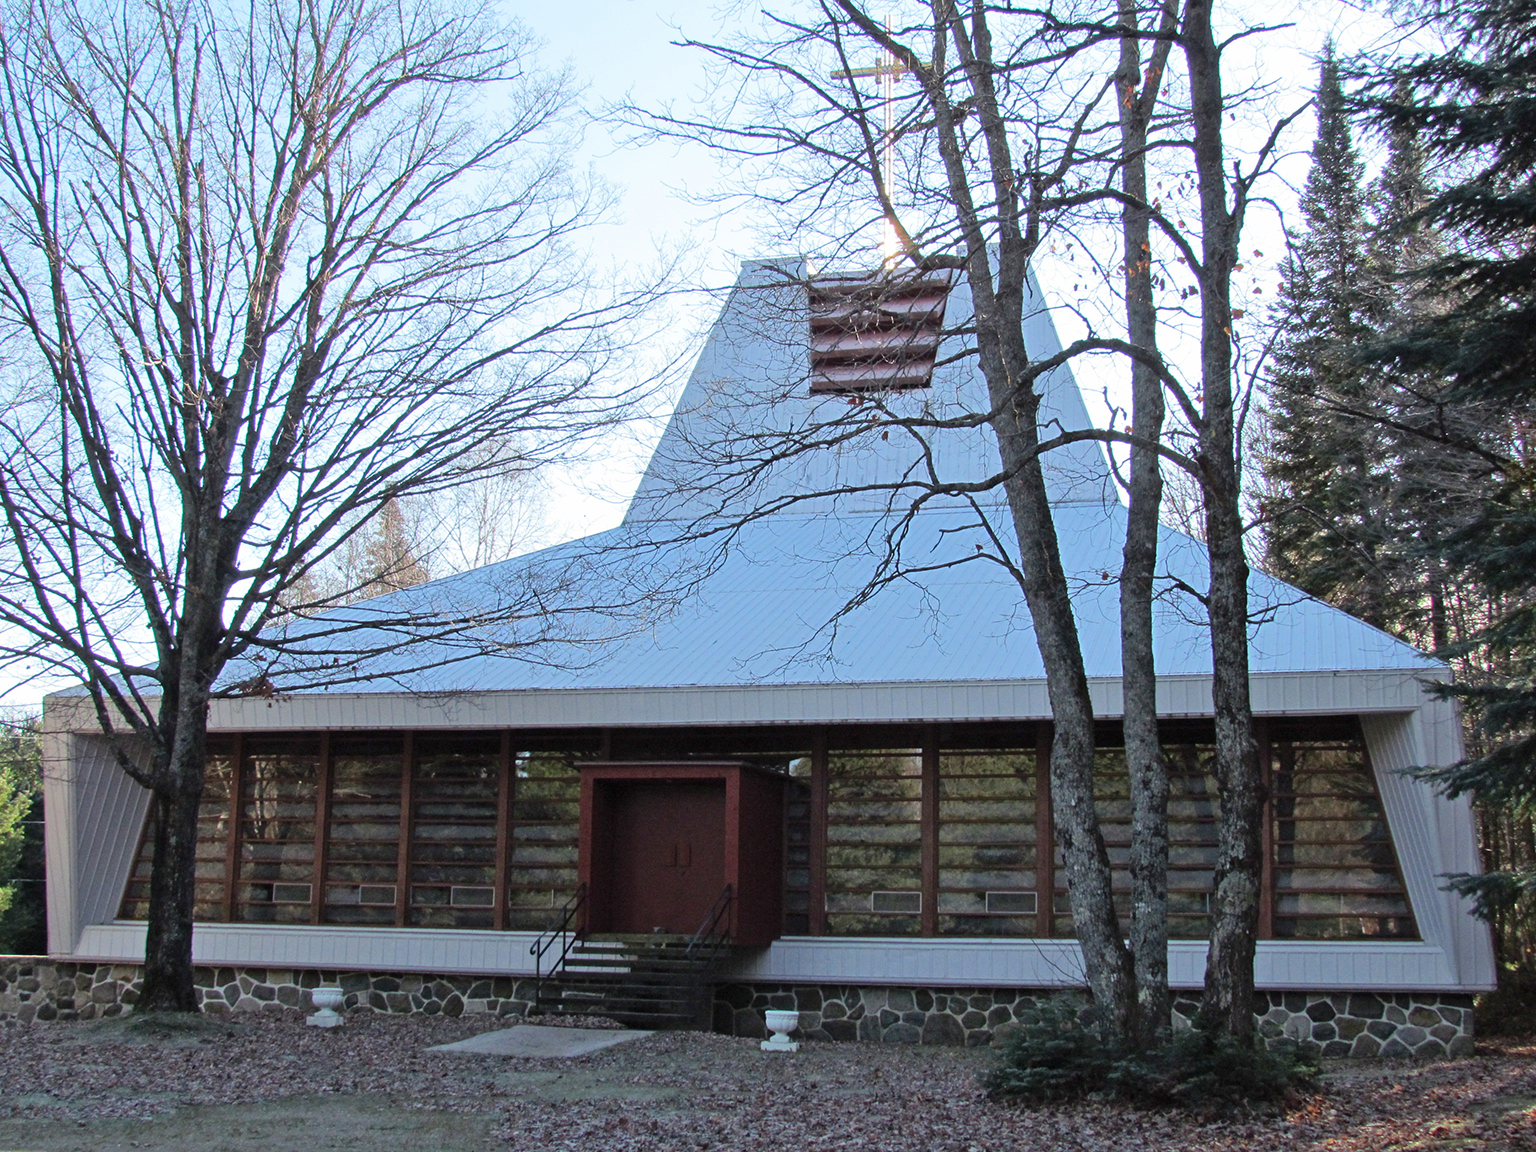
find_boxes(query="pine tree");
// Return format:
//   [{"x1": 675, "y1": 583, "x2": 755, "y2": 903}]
[
  {"x1": 1352, "y1": 0, "x2": 1536, "y2": 945},
  {"x1": 1261, "y1": 44, "x2": 1393, "y2": 625}
]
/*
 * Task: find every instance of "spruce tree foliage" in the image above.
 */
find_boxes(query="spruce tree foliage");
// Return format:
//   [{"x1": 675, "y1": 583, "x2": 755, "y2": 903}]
[
  {"x1": 985, "y1": 999, "x2": 1316, "y2": 1111},
  {"x1": 1349, "y1": 0, "x2": 1536, "y2": 939},
  {"x1": 0, "y1": 716, "x2": 44, "y2": 955},
  {"x1": 1261, "y1": 44, "x2": 1395, "y2": 627}
]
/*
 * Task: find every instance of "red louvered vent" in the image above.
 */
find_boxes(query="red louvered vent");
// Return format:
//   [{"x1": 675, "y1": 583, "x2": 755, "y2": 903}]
[{"x1": 809, "y1": 271, "x2": 952, "y2": 393}]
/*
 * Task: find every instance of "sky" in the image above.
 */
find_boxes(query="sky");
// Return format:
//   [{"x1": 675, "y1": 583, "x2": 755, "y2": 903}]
[{"x1": 0, "y1": 0, "x2": 1413, "y2": 711}]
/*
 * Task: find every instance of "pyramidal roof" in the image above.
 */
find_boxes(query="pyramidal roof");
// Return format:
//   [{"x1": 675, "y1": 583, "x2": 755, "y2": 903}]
[{"x1": 266, "y1": 260, "x2": 1435, "y2": 702}]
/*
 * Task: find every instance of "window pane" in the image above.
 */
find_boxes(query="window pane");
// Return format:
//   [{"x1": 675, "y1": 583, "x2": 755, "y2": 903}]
[
  {"x1": 938, "y1": 749, "x2": 1036, "y2": 937},
  {"x1": 236, "y1": 738, "x2": 320, "y2": 924},
  {"x1": 825, "y1": 749, "x2": 921, "y2": 936},
  {"x1": 408, "y1": 735, "x2": 499, "y2": 928},
  {"x1": 322, "y1": 736, "x2": 402, "y2": 926},
  {"x1": 1272, "y1": 739, "x2": 1415, "y2": 940}
]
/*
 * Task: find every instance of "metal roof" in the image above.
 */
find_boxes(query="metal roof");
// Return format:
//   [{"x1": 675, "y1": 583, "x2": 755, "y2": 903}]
[{"x1": 260, "y1": 260, "x2": 1435, "y2": 702}]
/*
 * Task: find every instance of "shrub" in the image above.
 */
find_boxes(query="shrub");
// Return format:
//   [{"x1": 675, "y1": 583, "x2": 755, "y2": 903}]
[{"x1": 986, "y1": 1000, "x2": 1317, "y2": 1111}]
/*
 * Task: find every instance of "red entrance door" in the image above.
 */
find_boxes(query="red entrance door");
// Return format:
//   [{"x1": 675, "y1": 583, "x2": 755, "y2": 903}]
[{"x1": 603, "y1": 781, "x2": 726, "y2": 934}]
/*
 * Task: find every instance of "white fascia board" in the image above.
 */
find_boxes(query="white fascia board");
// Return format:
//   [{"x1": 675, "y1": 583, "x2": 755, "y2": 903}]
[
  {"x1": 67, "y1": 924, "x2": 1483, "y2": 991},
  {"x1": 728, "y1": 938, "x2": 1474, "y2": 991},
  {"x1": 167, "y1": 668, "x2": 1446, "y2": 734},
  {"x1": 74, "y1": 922, "x2": 548, "y2": 977}
]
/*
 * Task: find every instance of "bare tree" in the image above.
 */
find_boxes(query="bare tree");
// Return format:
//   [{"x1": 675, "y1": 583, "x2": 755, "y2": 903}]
[
  {"x1": 0, "y1": 0, "x2": 654, "y2": 1009},
  {"x1": 630, "y1": 0, "x2": 1298, "y2": 1043},
  {"x1": 632, "y1": 0, "x2": 1157, "y2": 1038},
  {"x1": 1114, "y1": 0, "x2": 1177, "y2": 1044}
]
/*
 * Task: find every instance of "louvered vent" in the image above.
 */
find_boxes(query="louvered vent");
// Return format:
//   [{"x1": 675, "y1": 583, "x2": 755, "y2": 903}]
[{"x1": 809, "y1": 271, "x2": 952, "y2": 393}]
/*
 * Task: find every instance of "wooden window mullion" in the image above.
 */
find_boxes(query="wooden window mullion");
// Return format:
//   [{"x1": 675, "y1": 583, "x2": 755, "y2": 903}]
[
  {"x1": 223, "y1": 733, "x2": 245, "y2": 922},
  {"x1": 1035, "y1": 722, "x2": 1054, "y2": 937},
  {"x1": 808, "y1": 727, "x2": 828, "y2": 936},
  {"x1": 921, "y1": 726, "x2": 939, "y2": 936},
  {"x1": 495, "y1": 731, "x2": 513, "y2": 931},
  {"x1": 396, "y1": 732, "x2": 415, "y2": 927},
  {"x1": 311, "y1": 733, "x2": 331, "y2": 926}
]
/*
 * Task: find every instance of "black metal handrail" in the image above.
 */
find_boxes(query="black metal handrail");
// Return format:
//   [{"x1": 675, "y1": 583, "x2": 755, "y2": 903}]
[
  {"x1": 684, "y1": 883, "x2": 734, "y2": 968},
  {"x1": 530, "y1": 882, "x2": 587, "y2": 995}
]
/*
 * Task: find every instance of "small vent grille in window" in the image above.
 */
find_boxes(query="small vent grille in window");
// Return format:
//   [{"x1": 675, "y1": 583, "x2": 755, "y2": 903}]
[
  {"x1": 450, "y1": 886, "x2": 496, "y2": 908},
  {"x1": 810, "y1": 272, "x2": 952, "y2": 393},
  {"x1": 272, "y1": 883, "x2": 312, "y2": 904},
  {"x1": 985, "y1": 890, "x2": 1037, "y2": 915},
  {"x1": 870, "y1": 890, "x2": 922, "y2": 914}
]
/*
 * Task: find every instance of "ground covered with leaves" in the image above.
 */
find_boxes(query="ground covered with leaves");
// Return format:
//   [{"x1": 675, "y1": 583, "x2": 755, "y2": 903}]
[{"x1": 0, "y1": 1012, "x2": 1533, "y2": 1151}]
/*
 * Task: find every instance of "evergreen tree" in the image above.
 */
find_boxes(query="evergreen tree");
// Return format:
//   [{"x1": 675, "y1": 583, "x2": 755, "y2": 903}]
[
  {"x1": 1352, "y1": 0, "x2": 1536, "y2": 944},
  {"x1": 1365, "y1": 98, "x2": 1466, "y2": 655},
  {"x1": 0, "y1": 716, "x2": 43, "y2": 955},
  {"x1": 1261, "y1": 44, "x2": 1393, "y2": 625}
]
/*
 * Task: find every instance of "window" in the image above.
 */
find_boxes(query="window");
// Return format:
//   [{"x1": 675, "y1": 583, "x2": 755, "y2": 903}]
[
  {"x1": 505, "y1": 751, "x2": 582, "y2": 931},
  {"x1": 1272, "y1": 738, "x2": 1416, "y2": 939},
  {"x1": 407, "y1": 735, "x2": 500, "y2": 928},
  {"x1": 937, "y1": 749, "x2": 1039, "y2": 937},
  {"x1": 119, "y1": 740, "x2": 236, "y2": 921},
  {"x1": 322, "y1": 736, "x2": 403, "y2": 926},
  {"x1": 824, "y1": 749, "x2": 923, "y2": 935},
  {"x1": 235, "y1": 738, "x2": 320, "y2": 924},
  {"x1": 783, "y1": 760, "x2": 813, "y2": 935}
]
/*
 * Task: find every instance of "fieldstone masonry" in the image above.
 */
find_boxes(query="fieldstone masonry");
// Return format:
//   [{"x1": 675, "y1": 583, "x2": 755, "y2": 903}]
[
  {"x1": 2, "y1": 958, "x2": 1474, "y2": 1058},
  {"x1": 712, "y1": 983, "x2": 1476, "y2": 1059},
  {"x1": 0, "y1": 958, "x2": 543, "y2": 1024}
]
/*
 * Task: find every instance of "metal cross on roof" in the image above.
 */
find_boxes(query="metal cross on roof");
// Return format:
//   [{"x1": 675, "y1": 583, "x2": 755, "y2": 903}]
[{"x1": 833, "y1": 42, "x2": 914, "y2": 262}]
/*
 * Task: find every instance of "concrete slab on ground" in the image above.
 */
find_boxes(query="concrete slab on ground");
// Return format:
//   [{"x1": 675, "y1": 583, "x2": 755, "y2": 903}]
[{"x1": 428, "y1": 1024, "x2": 651, "y2": 1058}]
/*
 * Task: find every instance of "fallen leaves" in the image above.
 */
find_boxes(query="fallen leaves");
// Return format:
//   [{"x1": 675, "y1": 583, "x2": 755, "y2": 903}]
[{"x1": 1, "y1": 1015, "x2": 1535, "y2": 1151}]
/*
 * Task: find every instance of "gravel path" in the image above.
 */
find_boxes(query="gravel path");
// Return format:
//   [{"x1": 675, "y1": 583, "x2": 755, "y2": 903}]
[{"x1": 0, "y1": 1013, "x2": 1533, "y2": 1151}]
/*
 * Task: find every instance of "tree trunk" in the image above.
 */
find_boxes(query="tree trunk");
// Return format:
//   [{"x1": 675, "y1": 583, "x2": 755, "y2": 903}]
[
  {"x1": 847, "y1": 0, "x2": 1138, "y2": 1035},
  {"x1": 1117, "y1": 0, "x2": 1173, "y2": 1045},
  {"x1": 137, "y1": 763, "x2": 206, "y2": 1012},
  {"x1": 966, "y1": 248, "x2": 1137, "y2": 1038},
  {"x1": 1184, "y1": 0, "x2": 1263, "y2": 1043},
  {"x1": 137, "y1": 676, "x2": 212, "y2": 1013}
]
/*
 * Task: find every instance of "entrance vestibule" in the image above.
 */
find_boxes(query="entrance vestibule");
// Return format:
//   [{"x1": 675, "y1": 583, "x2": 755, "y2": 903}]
[{"x1": 578, "y1": 762, "x2": 787, "y2": 945}]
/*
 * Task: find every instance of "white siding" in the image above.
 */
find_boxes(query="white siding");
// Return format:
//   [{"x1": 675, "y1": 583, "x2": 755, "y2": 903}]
[
  {"x1": 67, "y1": 925, "x2": 1469, "y2": 991},
  {"x1": 1362, "y1": 708, "x2": 1494, "y2": 990},
  {"x1": 45, "y1": 732, "x2": 150, "y2": 955}
]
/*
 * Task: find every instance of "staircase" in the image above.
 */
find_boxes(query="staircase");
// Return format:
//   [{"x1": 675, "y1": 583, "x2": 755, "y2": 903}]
[{"x1": 529, "y1": 885, "x2": 734, "y2": 1030}]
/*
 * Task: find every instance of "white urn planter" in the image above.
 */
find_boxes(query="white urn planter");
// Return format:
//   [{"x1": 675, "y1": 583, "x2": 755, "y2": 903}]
[
  {"x1": 761, "y1": 1009, "x2": 800, "y2": 1053},
  {"x1": 307, "y1": 985, "x2": 345, "y2": 1028}
]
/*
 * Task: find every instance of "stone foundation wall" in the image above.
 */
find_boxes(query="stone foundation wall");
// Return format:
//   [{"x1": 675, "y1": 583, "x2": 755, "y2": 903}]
[
  {"x1": 713, "y1": 983, "x2": 1476, "y2": 1059},
  {"x1": 0, "y1": 959, "x2": 542, "y2": 1024},
  {"x1": 3, "y1": 959, "x2": 1476, "y2": 1059}
]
